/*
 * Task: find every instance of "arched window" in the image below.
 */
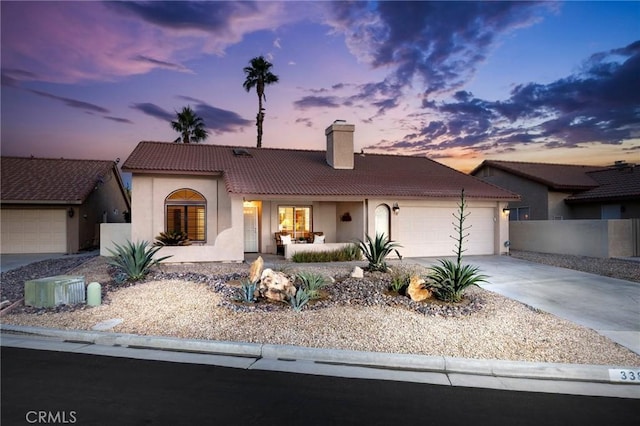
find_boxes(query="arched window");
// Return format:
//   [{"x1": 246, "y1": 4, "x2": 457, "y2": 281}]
[
  {"x1": 375, "y1": 204, "x2": 390, "y2": 239},
  {"x1": 165, "y1": 189, "x2": 206, "y2": 242}
]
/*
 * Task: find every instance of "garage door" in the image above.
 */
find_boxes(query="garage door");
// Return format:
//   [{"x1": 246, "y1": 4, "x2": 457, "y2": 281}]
[
  {"x1": 396, "y1": 206, "x2": 495, "y2": 257},
  {"x1": 1, "y1": 209, "x2": 67, "y2": 254}
]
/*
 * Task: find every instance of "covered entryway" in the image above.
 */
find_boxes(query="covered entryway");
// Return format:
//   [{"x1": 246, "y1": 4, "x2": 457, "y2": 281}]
[
  {"x1": 1, "y1": 209, "x2": 67, "y2": 253},
  {"x1": 397, "y1": 206, "x2": 495, "y2": 257}
]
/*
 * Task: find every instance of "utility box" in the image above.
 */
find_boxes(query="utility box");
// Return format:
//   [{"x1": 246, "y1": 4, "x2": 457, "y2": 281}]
[{"x1": 24, "y1": 276, "x2": 86, "y2": 308}]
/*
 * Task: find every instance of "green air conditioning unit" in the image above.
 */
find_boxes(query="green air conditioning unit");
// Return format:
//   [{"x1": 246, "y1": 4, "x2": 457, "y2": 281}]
[{"x1": 24, "y1": 275, "x2": 86, "y2": 308}]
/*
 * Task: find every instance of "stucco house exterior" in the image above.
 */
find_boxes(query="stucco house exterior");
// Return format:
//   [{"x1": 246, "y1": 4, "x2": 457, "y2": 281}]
[
  {"x1": 122, "y1": 122, "x2": 518, "y2": 262},
  {"x1": 471, "y1": 160, "x2": 640, "y2": 220},
  {"x1": 1, "y1": 156, "x2": 131, "y2": 254}
]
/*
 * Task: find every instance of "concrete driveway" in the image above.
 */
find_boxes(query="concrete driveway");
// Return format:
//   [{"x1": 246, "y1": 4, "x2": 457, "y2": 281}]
[
  {"x1": 0, "y1": 252, "x2": 97, "y2": 273},
  {"x1": 409, "y1": 255, "x2": 640, "y2": 356}
]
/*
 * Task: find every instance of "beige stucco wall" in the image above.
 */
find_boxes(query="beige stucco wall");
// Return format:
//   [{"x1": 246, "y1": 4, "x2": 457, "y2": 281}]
[
  {"x1": 510, "y1": 219, "x2": 634, "y2": 258},
  {"x1": 100, "y1": 223, "x2": 132, "y2": 256},
  {"x1": 130, "y1": 174, "x2": 243, "y2": 262}
]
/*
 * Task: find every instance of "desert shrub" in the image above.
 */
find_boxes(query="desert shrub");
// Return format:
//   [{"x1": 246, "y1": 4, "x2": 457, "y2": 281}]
[
  {"x1": 289, "y1": 288, "x2": 310, "y2": 312},
  {"x1": 388, "y1": 266, "x2": 412, "y2": 293},
  {"x1": 357, "y1": 233, "x2": 401, "y2": 272},
  {"x1": 427, "y1": 189, "x2": 488, "y2": 302},
  {"x1": 236, "y1": 279, "x2": 257, "y2": 303},
  {"x1": 107, "y1": 240, "x2": 172, "y2": 282},
  {"x1": 291, "y1": 244, "x2": 361, "y2": 263},
  {"x1": 296, "y1": 271, "x2": 329, "y2": 299},
  {"x1": 154, "y1": 230, "x2": 192, "y2": 246}
]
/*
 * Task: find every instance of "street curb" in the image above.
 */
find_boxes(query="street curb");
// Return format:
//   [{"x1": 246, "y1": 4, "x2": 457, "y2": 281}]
[{"x1": 1, "y1": 324, "x2": 637, "y2": 385}]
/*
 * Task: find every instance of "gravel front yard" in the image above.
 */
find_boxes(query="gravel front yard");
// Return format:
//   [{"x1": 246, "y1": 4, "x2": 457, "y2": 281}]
[{"x1": 1, "y1": 253, "x2": 639, "y2": 367}]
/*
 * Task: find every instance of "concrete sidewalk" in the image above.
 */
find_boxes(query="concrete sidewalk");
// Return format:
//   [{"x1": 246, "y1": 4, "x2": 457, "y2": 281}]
[
  {"x1": 1, "y1": 325, "x2": 638, "y2": 399},
  {"x1": 409, "y1": 255, "x2": 640, "y2": 355}
]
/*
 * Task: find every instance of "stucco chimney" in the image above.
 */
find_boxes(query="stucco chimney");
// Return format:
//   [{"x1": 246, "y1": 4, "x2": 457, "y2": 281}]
[{"x1": 325, "y1": 120, "x2": 355, "y2": 169}]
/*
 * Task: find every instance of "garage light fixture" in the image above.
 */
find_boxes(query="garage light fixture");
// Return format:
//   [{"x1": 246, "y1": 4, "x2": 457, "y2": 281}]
[
  {"x1": 392, "y1": 203, "x2": 400, "y2": 215},
  {"x1": 502, "y1": 207, "x2": 510, "y2": 215}
]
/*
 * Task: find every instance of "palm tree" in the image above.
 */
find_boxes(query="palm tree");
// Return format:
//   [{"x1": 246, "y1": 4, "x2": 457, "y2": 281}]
[
  {"x1": 242, "y1": 56, "x2": 279, "y2": 148},
  {"x1": 171, "y1": 106, "x2": 209, "y2": 143}
]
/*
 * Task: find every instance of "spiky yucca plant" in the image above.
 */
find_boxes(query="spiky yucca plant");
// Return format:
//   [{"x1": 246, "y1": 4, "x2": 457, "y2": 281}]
[
  {"x1": 107, "y1": 240, "x2": 172, "y2": 282},
  {"x1": 296, "y1": 271, "x2": 329, "y2": 299},
  {"x1": 357, "y1": 233, "x2": 402, "y2": 272},
  {"x1": 428, "y1": 260, "x2": 487, "y2": 302},
  {"x1": 427, "y1": 189, "x2": 488, "y2": 302},
  {"x1": 236, "y1": 279, "x2": 257, "y2": 303},
  {"x1": 289, "y1": 288, "x2": 310, "y2": 312},
  {"x1": 154, "y1": 230, "x2": 192, "y2": 246}
]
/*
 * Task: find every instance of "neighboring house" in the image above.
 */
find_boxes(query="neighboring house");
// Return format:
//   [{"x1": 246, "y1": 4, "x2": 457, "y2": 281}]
[
  {"x1": 471, "y1": 160, "x2": 640, "y2": 220},
  {"x1": 122, "y1": 121, "x2": 517, "y2": 262},
  {"x1": 1, "y1": 157, "x2": 131, "y2": 254}
]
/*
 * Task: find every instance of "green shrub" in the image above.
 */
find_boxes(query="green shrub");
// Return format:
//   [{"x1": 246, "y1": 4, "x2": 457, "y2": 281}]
[
  {"x1": 107, "y1": 240, "x2": 172, "y2": 282},
  {"x1": 296, "y1": 271, "x2": 329, "y2": 299},
  {"x1": 154, "y1": 230, "x2": 192, "y2": 246},
  {"x1": 357, "y1": 233, "x2": 402, "y2": 272},
  {"x1": 289, "y1": 288, "x2": 310, "y2": 312},
  {"x1": 427, "y1": 189, "x2": 488, "y2": 302},
  {"x1": 428, "y1": 259, "x2": 487, "y2": 302},
  {"x1": 389, "y1": 269, "x2": 411, "y2": 293},
  {"x1": 291, "y1": 244, "x2": 361, "y2": 263},
  {"x1": 236, "y1": 279, "x2": 257, "y2": 303}
]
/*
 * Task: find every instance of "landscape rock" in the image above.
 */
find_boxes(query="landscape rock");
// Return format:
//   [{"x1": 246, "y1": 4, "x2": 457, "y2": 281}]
[
  {"x1": 248, "y1": 256, "x2": 264, "y2": 283},
  {"x1": 350, "y1": 266, "x2": 364, "y2": 279},
  {"x1": 259, "y1": 268, "x2": 296, "y2": 302},
  {"x1": 407, "y1": 275, "x2": 432, "y2": 302}
]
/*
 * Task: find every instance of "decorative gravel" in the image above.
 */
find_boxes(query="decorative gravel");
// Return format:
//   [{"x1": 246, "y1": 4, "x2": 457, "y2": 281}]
[{"x1": 1, "y1": 255, "x2": 639, "y2": 366}]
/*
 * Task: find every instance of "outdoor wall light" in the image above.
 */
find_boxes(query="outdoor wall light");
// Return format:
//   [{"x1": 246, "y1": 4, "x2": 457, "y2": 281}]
[
  {"x1": 67, "y1": 208, "x2": 74, "y2": 218},
  {"x1": 502, "y1": 208, "x2": 510, "y2": 215},
  {"x1": 392, "y1": 203, "x2": 400, "y2": 215}
]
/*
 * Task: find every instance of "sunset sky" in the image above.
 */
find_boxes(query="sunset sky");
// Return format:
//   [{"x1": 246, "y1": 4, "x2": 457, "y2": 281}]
[{"x1": 1, "y1": 1, "x2": 639, "y2": 173}]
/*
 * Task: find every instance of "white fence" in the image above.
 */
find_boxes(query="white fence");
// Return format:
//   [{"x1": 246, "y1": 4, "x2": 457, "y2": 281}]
[{"x1": 510, "y1": 219, "x2": 637, "y2": 258}]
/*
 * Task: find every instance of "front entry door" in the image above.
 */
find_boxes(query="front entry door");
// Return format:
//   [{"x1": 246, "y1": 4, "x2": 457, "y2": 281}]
[{"x1": 243, "y1": 205, "x2": 259, "y2": 252}]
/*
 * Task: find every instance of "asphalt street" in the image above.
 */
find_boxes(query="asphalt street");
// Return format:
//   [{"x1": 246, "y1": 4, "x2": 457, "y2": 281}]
[{"x1": 2, "y1": 347, "x2": 638, "y2": 426}]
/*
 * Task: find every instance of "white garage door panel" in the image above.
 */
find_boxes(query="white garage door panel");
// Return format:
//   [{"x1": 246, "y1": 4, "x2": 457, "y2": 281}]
[
  {"x1": 1, "y1": 209, "x2": 67, "y2": 253},
  {"x1": 397, "y1": 207, "x2": 494, "y2": 257}
]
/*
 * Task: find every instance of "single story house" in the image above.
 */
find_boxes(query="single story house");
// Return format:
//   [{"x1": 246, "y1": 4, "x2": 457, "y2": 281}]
[
  {"x1": 1, "y1": 156, "x2": 131, "y2": 254},
  {"x1": 471, "y1": 160, "x2": 640, "y2": 220},
  {"x1": 122, "y1": 122, "x2": 518, "y2": 262}
]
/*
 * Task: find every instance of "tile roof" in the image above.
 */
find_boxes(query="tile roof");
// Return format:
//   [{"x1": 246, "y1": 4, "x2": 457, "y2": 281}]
[
  {"x1": 122, "y1": 142, "x2": 518, "y2": 200},
  {"x1": 471, "y1": 160, "x2": 601, "y2": 190},
  {"x1": 1, "y1": 156, "x2": 119, "y2": 204},
  {"x1": 566, "y1": 164, "x2": 640, "y2": 203}
]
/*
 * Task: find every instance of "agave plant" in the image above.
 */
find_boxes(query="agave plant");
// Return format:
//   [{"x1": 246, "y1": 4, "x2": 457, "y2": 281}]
[
  {"x1": 357, "y1": 233, "x2": 402, "y2": 272},
  {"x1": 427, "y1": 189, "x2": 488, "y2": 302},
  {"x1": 296, "y1": 271, "x2": 329, "y2": 299},
  {"x1": 236, "y1": 279, "x2": 257, "y2": 303},
  {"x1": 154, "y1": 230, "x2": 192, "y2": 246},
  {"x1": 427, "y1": 259, "x2": 487, "y2": 302},
  {"x1": 107, "y1": 240, "x2": 172, "y2": 282},
  {"x1": 289, "y1": 288, "x2": 310, "y2": 312}
]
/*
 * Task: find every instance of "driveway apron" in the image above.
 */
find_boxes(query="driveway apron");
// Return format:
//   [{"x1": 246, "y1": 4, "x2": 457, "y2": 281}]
[{"x1": 408, "y1": 255, "x2": 640, "y2": 355}]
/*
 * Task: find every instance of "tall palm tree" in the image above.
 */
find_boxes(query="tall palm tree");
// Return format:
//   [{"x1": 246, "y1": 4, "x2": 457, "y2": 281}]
[
  {"x1": 171, "y1": 106, "x2": 209, "y2": 143},
  {"x1": 242, "y1": 56, "x2": 279, "y2": 148}
]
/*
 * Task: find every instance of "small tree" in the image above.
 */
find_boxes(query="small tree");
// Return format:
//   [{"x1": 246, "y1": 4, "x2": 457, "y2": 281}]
[{"x1": 428, "y1": 189, "x2": 488, "y2": 302}]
